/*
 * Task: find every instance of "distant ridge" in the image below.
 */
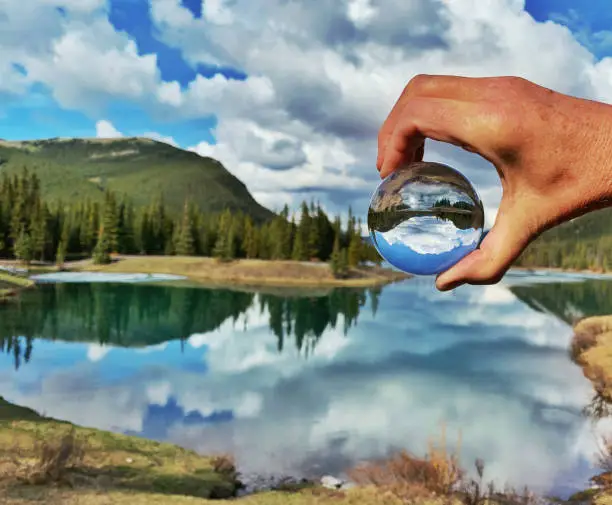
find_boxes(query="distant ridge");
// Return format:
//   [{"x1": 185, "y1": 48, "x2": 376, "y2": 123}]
[{"x1": 0, "y1": 136, "x2": 275, "y2": 222}]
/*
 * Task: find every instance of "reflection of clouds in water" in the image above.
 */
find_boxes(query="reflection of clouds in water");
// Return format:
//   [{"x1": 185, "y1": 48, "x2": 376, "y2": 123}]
[
  {"x1": 399, "y1": 181, "x2": 472, "y2": 209},
  {"x1": 0, "y1": 281, "x2": 604, "y2": 495},
  {"x1": 383, "y1": 216, "x2": 481, "y2": 255}
]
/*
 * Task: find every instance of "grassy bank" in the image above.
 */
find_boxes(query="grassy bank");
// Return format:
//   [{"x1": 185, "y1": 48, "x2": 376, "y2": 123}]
[
  {"x1": 0, "y1": 397, "x2": 375, "y2": 504},
  {"x1": 0, "y1": 396, "x2": 570, "y2": 505},
  {"x1": 67, "y1": 255, "x2": 410, "y2": 288},
  {"x1": 0, "y1": 396, "x2": 459, "y2": 505},
  {"x1": 0, "y1": 272, "x2": 34, "y2": 303}
]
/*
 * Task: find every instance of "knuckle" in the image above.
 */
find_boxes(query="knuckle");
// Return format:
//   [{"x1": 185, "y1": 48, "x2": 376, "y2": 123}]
[
  {"x1": 377, "y1": 129, "x2": 389, "y2": 146},
  {"x1": 496, "y1": 75, "x2": 528, "y2": 89},
  {"x1": 404, "y1": 74, "x2": 434, "y2": 96},
  {"x1": 474, "y1": 258, "x2": 504, "y2": 284}
]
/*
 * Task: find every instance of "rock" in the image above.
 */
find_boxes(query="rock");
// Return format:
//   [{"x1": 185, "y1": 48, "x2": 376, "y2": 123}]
[
  {"x1": 321, "y1": 475, "x2": 344, "y2": 489},
  {"x1": 125, "y1": 457, "x2": 133, "y2": 463}
]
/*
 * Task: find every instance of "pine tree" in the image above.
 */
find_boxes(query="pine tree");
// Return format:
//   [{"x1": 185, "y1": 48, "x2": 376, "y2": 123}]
[
  {"x1": 243, "y1": 216, "x2": 258, "y2": 259},
  {"x1": 92, "y1": 225, "x2": 112, "y2": 265},
  {"x1": 348, "y1": 233, "x2": 361, "y2": 268},
  {"x1": 13, "y1": 230, "x2": 33, "y2": 265},
  {"x1": 176, "y1": 201, "x2": 195, "y2": 256},
  {"x1": 102, "y1": 191, "x2": 119, "y2": 254},
  {"x1": 213, "y1": 209, "x2": 233, "y2": 261},
  {"x1": 292, "y1": 230, "x2": 305, "y2": 261},
  {"x1": 56, "y1": 239, "x2": 67, "y2": 268},
  {"x1": 330, "y1": 231, "x2": 341, "y2": 277}
]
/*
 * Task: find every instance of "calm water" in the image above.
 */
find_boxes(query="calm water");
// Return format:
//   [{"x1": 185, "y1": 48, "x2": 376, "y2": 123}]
[{"x1": 1, "y1": 273, "x2": 612, "y2": 497}]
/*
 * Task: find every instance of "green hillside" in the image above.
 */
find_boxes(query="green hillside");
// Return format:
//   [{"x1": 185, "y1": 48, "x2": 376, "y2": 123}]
[
  {"x1": 0, "y1": 137, "x2": 274, "y2": 221},
  {"x1": 516, "y1": 208, "x2": 612, "y2": 270}
]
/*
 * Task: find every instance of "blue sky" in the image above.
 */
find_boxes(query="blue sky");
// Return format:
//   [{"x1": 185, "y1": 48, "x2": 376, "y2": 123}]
[{"x1": 1, "y1": 0, "x2": 612, "y2": 218}]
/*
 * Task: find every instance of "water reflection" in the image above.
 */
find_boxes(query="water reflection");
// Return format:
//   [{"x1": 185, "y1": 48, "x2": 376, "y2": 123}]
[
  {"x1": 510, "y1": 279, "x2": 612, "y2": 325},
  {"x1": 0, "y1": 283, "x2": 371, "y2": 368},
  {"x1": 0, "y1": 277, "x2": 605, "y2": 498}
]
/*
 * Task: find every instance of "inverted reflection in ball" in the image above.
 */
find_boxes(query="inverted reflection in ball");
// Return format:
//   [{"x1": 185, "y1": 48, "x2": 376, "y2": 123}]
[{"x1": 368, "y1": 162, "x2": 485, "y2": 275}]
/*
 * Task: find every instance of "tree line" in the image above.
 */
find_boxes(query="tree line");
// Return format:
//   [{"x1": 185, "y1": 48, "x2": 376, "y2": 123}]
[
  {"x1": 515, "y1": 236, "x2": 612, "y2": 271},
  {"x1": 0, "y1": 282, "x2": 378, "y2": 369},
  {"x1": 0, "y1": 168, "x2": 381, "y2": 277}
]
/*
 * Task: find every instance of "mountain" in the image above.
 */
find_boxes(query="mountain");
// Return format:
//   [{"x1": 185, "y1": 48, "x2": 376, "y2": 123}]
[
  {"x1": 516, "y1": 208, "x2": 612, "y2": 270},
  {"x1": 0, "y1": 137, "x2": 274, "y2": 222}
]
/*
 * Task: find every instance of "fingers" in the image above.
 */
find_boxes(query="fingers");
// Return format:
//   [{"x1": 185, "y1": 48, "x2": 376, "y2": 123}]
[
  {"x1": 435, "y1": 202, "x2": 534, "y2": 291},
  {"x1": 379, "y1": 97, "x2": 491, "y2": 179},
  {"x1": 377, "y1": 74, "x2": 494, "y2": 171}
]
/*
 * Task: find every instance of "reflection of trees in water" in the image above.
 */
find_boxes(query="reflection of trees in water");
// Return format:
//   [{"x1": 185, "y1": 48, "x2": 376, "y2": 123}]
[
  {"x1": 0, "y1": 283, "x2": 374, "y2": 369},
  {"x1": 0, "y1": 336, "x2": 33, "y2": 370},
  {"x1": 510, "y1": 280, "x2": 612, "y2": 325},
  {"x1": 513, "y1": 280, "x2": 612, "y2": 428},
  {"x1": 260, "y1": 288, "x2": 368, "y2": 356},
  {"x1": 368, "y1": 199, "x2": 479, "y2": 234},
  {"x1": 583, "y1": 390, "x2": 612, "y2": 421}
]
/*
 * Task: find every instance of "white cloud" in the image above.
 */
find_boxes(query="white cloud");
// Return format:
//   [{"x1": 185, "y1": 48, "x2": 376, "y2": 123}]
[
  {"x1": 142, "y1": 131, "x2": 179, "y2": 147},
  {"x1": 95, "y1": 119, "x2": 122, "y2": 138},
  {"x1": 4, "y1": 0, "x2": 612, "y2": 221},
  {"x1": 86, "y1": 343, "x2": 112, "y2": 362},
  {"x1": 95, "y1": 119, "x2": 178, "y2": 146},
  {"x1": 23, "y1": 17, "x2": 162, "y2": 113},
  {"x1": 145, "y1": 0, "x2": 612, "y2": 221},
  {"x1": 383, "y1": 217, "x2": 482, "y2": 255}
]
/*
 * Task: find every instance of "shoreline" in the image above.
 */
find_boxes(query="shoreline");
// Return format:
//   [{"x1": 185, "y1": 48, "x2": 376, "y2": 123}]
[
  {"x1": 0, "y1": 395, "x2": 592, "y2": 505},
  {"x1": 0, "y1": 271, "x2": 35, "y2": 303},
  {"x1": 63, "y1": 255, "x2": 411, "y2": 288},
  {"x1": 510, "y1": 266, "x2": 612, "y2": 276},
  {"x1": 570, "y1": 316, "x2": 612, "y2": 499}
]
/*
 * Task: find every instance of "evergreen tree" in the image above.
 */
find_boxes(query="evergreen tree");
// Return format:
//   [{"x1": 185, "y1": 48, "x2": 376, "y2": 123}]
[
  {"x1": 213, "y1": 209, "x2": 233, "y2": 261},
  {"x1": 13, "y1": 230, "x2": 33, "y2": 265},
  {"x1": 176, "y1": 201, "x2": 195, "y2": 256},
  {"x1": 243, "y1": 216, "x2": 258, "y2": 259},
  {"x1": 292, "y1": 230, "x2": 305, "y2": 262},
  {"x1": 348, "y1": 233, "x2": 361, "y2": 267},
  {"x1": 102, "y1": 191, "x2": 119, "y2": 254},
  {"x1": 56, "y1": 239, "x2": 67, "y2": 268}
]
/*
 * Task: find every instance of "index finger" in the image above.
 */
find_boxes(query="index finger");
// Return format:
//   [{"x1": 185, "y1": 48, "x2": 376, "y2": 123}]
[
  {"x1": 379, "y1": 97, "x2": 495, "y2": 178},
  {"x1": 376, "y1": 74, "x2": 489, "y2": 171}
]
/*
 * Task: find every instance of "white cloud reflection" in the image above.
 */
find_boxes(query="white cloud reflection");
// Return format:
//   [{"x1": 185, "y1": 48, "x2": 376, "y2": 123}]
[
  {"x1": 383, "y1": 217, "x2": 482, "y2": 255},
  {"x1": 0, "y1": 277, "x2": 605, "y2": 497}
]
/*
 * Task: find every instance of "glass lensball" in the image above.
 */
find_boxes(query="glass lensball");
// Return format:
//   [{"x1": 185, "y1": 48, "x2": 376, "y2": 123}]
[{"x1": 368, "y1": 161, "x2": 485, "y2": 276}]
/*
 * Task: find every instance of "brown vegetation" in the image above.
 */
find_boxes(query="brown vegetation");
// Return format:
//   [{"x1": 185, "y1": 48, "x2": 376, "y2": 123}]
[
  {"x1": 572, "y1": 316, "x2": 612, "y2": 409},
  {"x1": 72, "y1": 255, "x2": 410, "y2": 288},
  {"x1": 347, "y1": 426, "x2": 545, "y2": 505}
]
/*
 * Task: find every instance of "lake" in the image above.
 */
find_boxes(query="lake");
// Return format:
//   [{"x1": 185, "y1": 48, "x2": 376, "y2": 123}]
[{"x1": 1, "y1": 271, "x2": 611, "y2": 498}]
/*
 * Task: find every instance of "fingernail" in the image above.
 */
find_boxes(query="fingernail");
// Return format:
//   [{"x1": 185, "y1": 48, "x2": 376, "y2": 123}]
[{"x1": 437, "y1": 279, "x2": 464, "y2": 292}]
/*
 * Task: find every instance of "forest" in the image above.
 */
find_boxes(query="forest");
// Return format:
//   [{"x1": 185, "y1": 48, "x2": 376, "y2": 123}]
[
  {"x1": 0, "y1": 169, "x2": 381, "y2": 278},
  {"x1": 514, "y1": 209, "x2": 612, "y2": 272}
]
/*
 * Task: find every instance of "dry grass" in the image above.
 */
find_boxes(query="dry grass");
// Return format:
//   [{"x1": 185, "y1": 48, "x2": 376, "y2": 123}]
[
  {"x1": 349, "y1": 426, "x2": 463, "y2": 503},
  {"x1": 69, "y1": 255, "x2": 409, "y2": 288},
  {"x1": 0, "y1": 399, "x2": 581, "y2": 505},
  {"x1": 571, "y1": 316, "x2": 612, "y2": 421},
  {"x1": 347, "y1": 426, "x2": 546, "y2": 505},
  {"x1": 23, "y1": 429, "x2": 85, "y2": 485}
]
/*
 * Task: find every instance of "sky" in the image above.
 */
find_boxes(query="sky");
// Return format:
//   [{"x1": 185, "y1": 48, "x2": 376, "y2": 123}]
[{"x1": 1, "y1": 0, "x2": 612, "y2": 224}]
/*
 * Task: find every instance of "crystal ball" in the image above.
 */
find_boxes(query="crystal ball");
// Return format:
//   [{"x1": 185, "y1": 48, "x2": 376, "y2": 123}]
[{"x1": 368, "y1": 161, "x2": 485, "y2": 276}]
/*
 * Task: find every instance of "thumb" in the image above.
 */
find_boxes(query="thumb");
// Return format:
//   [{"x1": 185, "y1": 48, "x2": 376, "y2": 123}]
[{"x1": 435, "y1": 203, "x2": 534, "y2": 291}]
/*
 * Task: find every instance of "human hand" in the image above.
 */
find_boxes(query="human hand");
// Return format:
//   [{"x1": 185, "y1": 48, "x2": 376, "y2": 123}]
[{"x1": 376, "y1": 74, "x2": 612, "y2": 291}]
